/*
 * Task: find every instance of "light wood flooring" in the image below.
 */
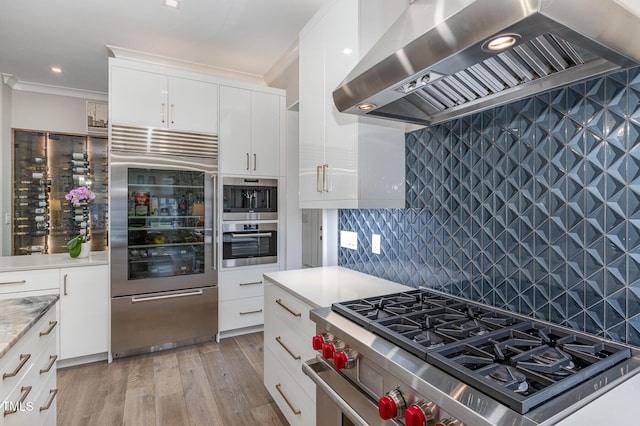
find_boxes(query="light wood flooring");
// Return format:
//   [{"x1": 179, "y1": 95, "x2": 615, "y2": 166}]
[{"x1": 57, "y1": 332, "x2": 288, "y2": 426}]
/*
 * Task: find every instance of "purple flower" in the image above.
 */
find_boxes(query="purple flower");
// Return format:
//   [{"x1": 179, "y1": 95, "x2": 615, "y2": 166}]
[{"x1": 65, "y1": 186, "x2": 96, "y2": 204}]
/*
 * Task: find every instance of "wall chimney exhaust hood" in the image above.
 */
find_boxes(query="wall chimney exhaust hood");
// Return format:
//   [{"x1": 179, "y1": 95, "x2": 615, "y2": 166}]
[{"x1": 333, "y1": 0, "x2": 640, "y2": 126}]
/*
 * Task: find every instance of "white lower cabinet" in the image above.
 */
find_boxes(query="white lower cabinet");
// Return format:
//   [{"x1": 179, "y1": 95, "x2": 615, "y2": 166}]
[
  {"x1": 264, "y1": 279, "x2": 317, "y2": 425},
  {"x1": 0, "y1": 303, "x2": 58, "y2": 426},
  {"x1": 59, "y1": 265, "x2": 109, "y2": 361},
  {"x1": 218, "y1": 267, "x2": 278, "y2": 338}
]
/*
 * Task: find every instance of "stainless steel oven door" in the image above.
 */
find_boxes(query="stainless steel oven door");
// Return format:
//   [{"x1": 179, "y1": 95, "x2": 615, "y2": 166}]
[
  {"x1": 221, "y1": 222, "x2": 277, "y2": 268},
  {"x1": 303, "y1": 357, "x2": 398, "y2": 426}
]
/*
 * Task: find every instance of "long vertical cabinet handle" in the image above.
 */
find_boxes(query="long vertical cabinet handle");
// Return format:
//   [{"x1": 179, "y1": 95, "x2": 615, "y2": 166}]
[
  {"x1": 63, "y1": 273, "x2": 68, "y2": 295},
  {"x1": 246, "y1": 153, "x2": 250, "y2": 170},
  {"x1": 322, "y1": 164, "x2": 329, "y2": 192},
  {"x1": 161, "y1": 103, "x2": 166, "y2": 123},
  {"x1": 316, "y1": 165, "x2": 323, "y2": 192},
  {"x1": 212, "y1": 175, "x2": 218, "y2": 271},
  {"x1": 170, "y1": 104, "x2": 175, "y2": 124}
]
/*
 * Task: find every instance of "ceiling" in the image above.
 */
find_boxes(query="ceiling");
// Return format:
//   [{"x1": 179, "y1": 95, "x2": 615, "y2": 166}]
[{"x1": 0, "y1": 0, "x2": 327, "y2": 94}]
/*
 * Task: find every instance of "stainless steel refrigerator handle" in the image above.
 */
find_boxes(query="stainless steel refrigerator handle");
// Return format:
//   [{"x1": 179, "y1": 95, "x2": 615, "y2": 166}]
[
  {"x1": 302, "y1": 359, "x2": 370, "y2": 426},
  {"x1": 212, "y1": 174, "x2": 218, "y2": 272},
  {"x1": 131, "y1": 289, "x2": 204, "y2": 303},
  {"x1": 230, "y1": 232, "x2": 273, "y2": 238}
]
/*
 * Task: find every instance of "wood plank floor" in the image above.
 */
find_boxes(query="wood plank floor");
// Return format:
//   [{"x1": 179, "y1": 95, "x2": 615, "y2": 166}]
[{"x1": 57, "y1": 332, "x2": 288, "y2": 426}]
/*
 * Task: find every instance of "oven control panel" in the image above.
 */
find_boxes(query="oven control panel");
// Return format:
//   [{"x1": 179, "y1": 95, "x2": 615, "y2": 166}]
[{"x1": 310, "y1": 332, "x2": 465, "y2": 426}]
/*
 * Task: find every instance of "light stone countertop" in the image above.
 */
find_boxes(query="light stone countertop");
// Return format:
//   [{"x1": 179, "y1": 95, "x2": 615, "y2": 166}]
[
  {"x1": 264, "y1": 266, "x2": 413, "y2": 308},
  {"x1": 0, "y1": 295, "x2": 59, "y2": 359},
  {"x1": 0, "y1": 251, "x2": 108, "y2": 273}
]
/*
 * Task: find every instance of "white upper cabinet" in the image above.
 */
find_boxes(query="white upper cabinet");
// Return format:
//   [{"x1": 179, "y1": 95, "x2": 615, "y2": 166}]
[
  {"x1": 219, "y1": 85, "x2": 281, "y2": 177},
  {"x1": 110, "y1": 66, "x2": 218, "y2": 134},
  {"x1": 299, "y1": 0, "x2": 408, "y2": 208}
]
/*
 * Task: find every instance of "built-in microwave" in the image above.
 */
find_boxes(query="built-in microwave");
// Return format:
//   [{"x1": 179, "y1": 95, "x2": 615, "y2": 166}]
[
  {"x1": 222, "y1": 177, "x2": 277, "y2": 221},
  {"x1": 221, "y1": 222, "x2": 277, "y2": 268}
]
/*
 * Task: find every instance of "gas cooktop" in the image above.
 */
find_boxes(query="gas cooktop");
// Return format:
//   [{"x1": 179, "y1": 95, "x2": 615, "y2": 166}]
[{"x1": 331, "y1": 289, "x2": 632, "y2": 415}]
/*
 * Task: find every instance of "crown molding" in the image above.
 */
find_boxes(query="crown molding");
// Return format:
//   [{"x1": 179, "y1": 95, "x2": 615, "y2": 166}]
[{"x1": 2, "y1": 74, "x2": 107, "y2": 101}]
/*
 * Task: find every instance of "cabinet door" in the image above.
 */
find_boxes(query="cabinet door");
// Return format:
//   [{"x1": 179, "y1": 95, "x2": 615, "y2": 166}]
[
  {"x1": 250, "y1": 91, "x2": 280, "y2": 177},
  {"x1": 299, "y1": 19, "x2": 326, "y2": 204},
  {"x1": 59, "y1": 265, "x2": 109, "y2": 360},
  {"x1": 323, "y1": 0, "x2": 360, "y2": 202},
  {"x1": 219, "y1": 86, "x2": 252, "y2": 175},
  {"x1": 168, "y1": 77, "x2": 218, "y2": 134},
  {"x1": 110, "y1": 67, "x2": 168, "y2": 128}
]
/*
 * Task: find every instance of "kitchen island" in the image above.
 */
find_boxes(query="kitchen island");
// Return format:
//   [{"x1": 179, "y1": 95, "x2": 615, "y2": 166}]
[
  {"x1": 0, "y1": 295, "x2": 59, "y2": 425},
  {"x1": 262, "y1": 266, "x2": 411, "y2": 426}
]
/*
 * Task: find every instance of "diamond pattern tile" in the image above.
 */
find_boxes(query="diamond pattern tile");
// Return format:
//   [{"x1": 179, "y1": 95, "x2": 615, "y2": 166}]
[{"x1": 339, "y1": 66, "x2": 640, "y2": 347}]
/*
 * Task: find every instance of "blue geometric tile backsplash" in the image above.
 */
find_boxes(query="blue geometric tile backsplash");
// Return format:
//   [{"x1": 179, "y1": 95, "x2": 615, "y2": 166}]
[{"x1": 338, "y1": 66, "x2": 640, "y2": 347}]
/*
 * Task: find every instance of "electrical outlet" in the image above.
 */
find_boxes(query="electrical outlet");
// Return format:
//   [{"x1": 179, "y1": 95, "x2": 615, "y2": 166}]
[
  {"x1": 4, "y1": 213, "x2": 10, "y2": 225},
  {"x1": 340, "y1": 230, "x2": 358, "y2": 250},
  {"x1": 372, "y1": 234, "x2": 381, "y2": 255}
]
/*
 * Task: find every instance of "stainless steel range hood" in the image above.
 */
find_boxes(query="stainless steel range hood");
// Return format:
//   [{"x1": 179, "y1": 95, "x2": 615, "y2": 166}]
[{"x1": 333, "y1": 0, "x2": 640, "y2": 126}]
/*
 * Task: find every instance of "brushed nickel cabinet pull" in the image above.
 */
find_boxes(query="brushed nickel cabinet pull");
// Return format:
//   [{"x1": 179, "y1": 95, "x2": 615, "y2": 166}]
[
  {"x1": 39, "y1": 389, "x2": 58, "y2": 412},
  {"x1": 239, "y1": 308, "x2": 263, "y2": 315},
  {"x1": 239, "y1": 281, "x2": 262, "y2": 286},
  {"x1": 161, "y1": 103, "x2": 166, "y2": 123},
  {"x1": 40, "y1": 355, "x2": 58, "y2": 374},
  {"x1": 39, "y1": 320, "x2": 58, "y2": 337},
  {"x1": 322, "y1": 164, "x2": 329, "y2": 192},
  {"x1": 246, "y1": 153, "x2": 250, "y2": 170},
  {"x1": 63, "y1": 273, "x2": 68, "y2": 295},
  {"x1": 0, "y1": 280, "x2": 26, "y2": 285},
  {"x1": 275, "y1": 336, "x2": 301, "y2": 360},
  {"x1": 275, "y1": 383, "x2": 301, "y2": 415},
  {"x1": 316, "y1": 165, "x2": 322, "y2": 192},
  {"x1": 170, "y1": 103, "x2": 175, "y2": 124},
  {"x1": 253, "y1": 153, "x2": 257, "y2": 171},
  {"x1": 2, "y1": 354, "x2": 31, "y2": 379},
  {"x1": 3, "y1": 386, "x2": 32, "y2": 417},
  {"x1": 275, "y1": 299, "x2": 301, "y2": 317}
]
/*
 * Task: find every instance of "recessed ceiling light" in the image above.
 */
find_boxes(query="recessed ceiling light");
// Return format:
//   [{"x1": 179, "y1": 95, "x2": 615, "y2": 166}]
[
  {"x1": 342, "y1": 48, "x2": 353, "y2": 55},
  {"x1": 163, "y1": 0, "x2": 181, "y2": 9},
  {"x1": 50, "y1": 66, "x2": 63, "y2": 74}
]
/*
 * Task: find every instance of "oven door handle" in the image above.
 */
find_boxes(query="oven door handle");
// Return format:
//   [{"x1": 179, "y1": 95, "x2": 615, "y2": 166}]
[
  {"x1": 302, "y1": 358, "x2": 372, "y2": 426},
  {"x1": 229, "y1": 232, "x2": 273, "y2": 238}
]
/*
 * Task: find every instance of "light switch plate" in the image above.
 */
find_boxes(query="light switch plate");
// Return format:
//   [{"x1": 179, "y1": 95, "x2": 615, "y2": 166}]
[
  {"x1": 340, "y1": 230, "x2": 358, "y2": 250},
  {"x1": 372, "y1": 234, "x2": 381, "y2": 255}
]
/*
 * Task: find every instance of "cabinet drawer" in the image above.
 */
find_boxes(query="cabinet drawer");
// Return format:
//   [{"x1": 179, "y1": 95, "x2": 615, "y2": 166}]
[
  {"x1": 265, "y1": 346, "x2": 315, "y2": 426},
  {"x1": 2, "y1": 366, "x2": 38, "y2": 425},
  {"x1": 218, "y1": 296, "x2": 264, "y2": 331},
  {"x1": 1, "y1": 329, "x2": 36, "y2": 400},
  {"x1": 0, "y1": 269, "x2": 59, "y2": 295},
  {"x1": 265, "y1": 283, "x2": 315, "y2": 337},
  {"x1": 35, "y1": 367, "x2": 57, "y2": 426},
  {"x1": 264, "y1": 316, "x2": 316, "y2": 399},
  {"x1": 219, "y1": 267, "x2": 277, "y2": 301}
]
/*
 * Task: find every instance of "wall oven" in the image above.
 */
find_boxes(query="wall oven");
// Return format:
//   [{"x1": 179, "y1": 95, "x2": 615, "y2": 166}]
[
  {"x1": 222, "y1": 222, "x2": 277, "y2": 268},
  {"x1": 222, "y1": 177, "x2": 277, "y2": 221}
]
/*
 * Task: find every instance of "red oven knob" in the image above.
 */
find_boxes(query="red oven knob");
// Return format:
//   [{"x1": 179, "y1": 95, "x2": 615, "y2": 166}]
[
  {"x1": 312, "y1": 334, "x2": 325, "y2": 350},
  {"x1": 322, "y1": 342, "x2": 336, "y2": 359},
  {"x1": 333, "y1": 350, "x2": 356, "y2": 370},
  {"x1": 405, "y1": 401, "x2": 436, "y2": 426},
  {"x1": 378, "y1": 389, "x2": 406, "y2": 420}
]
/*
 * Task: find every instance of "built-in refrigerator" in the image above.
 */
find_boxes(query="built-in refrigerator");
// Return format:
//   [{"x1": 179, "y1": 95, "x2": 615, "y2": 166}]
[{"x1": 109, "y1": 125, "x2": 218, "y2": 358}]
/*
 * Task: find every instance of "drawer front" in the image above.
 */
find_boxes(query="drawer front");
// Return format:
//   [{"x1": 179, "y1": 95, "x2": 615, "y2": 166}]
[
  {"x1": 218, "y1": 296, "x2": 264, "y2": 331},
  {"x1": 265, "y1": 346, "x2": 315, "y2": 426},
  {"x1": 35, "y1": 367, "x2": 57, "y2": 426},
  {"x1": 0, "y1": 327, "x2": 36, "y2": 400},
  {"x1": 264, "y1": 315, "x2": 316, "y2": 399},
  {"x1": 2, "y1": 360, "x2": 37, "y2": 425},
  {"x1": 0, "y1": 269, "x2": 58, "y2": 295},
  {"x1": 218, "y1": 267, "x2": 278, "y2": 301},
  {"x1": 265, "y1": 283, "x2": 315, "y2": 337}
]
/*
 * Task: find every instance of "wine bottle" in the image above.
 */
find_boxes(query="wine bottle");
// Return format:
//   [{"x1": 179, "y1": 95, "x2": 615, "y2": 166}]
[
  {"x1": 19, "y1": 245, "x2": 45, "y2": 253},
  {"x1": 34, "y1": 157, "x2": 46, "y2": 164},
  {"x1": 34, "y1": 215, "x2": 49, "y2": 222},
  {"x1": 72, "y1": 152, "x2": 87, "y2": 160},
  {"x1": 71, "y1": 160, "x2": 89, "y2": 167}
]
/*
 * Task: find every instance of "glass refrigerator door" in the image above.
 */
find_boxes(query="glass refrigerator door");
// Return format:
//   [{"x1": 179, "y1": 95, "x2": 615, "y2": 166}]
[{"x1": 127, "y1": 168, "x2": 206, "y2": 280}]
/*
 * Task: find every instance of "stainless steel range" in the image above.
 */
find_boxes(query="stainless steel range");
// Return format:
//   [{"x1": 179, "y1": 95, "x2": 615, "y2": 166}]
[{"x1": 303, "y1": 288, "x2": 640, "y2": 426}]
